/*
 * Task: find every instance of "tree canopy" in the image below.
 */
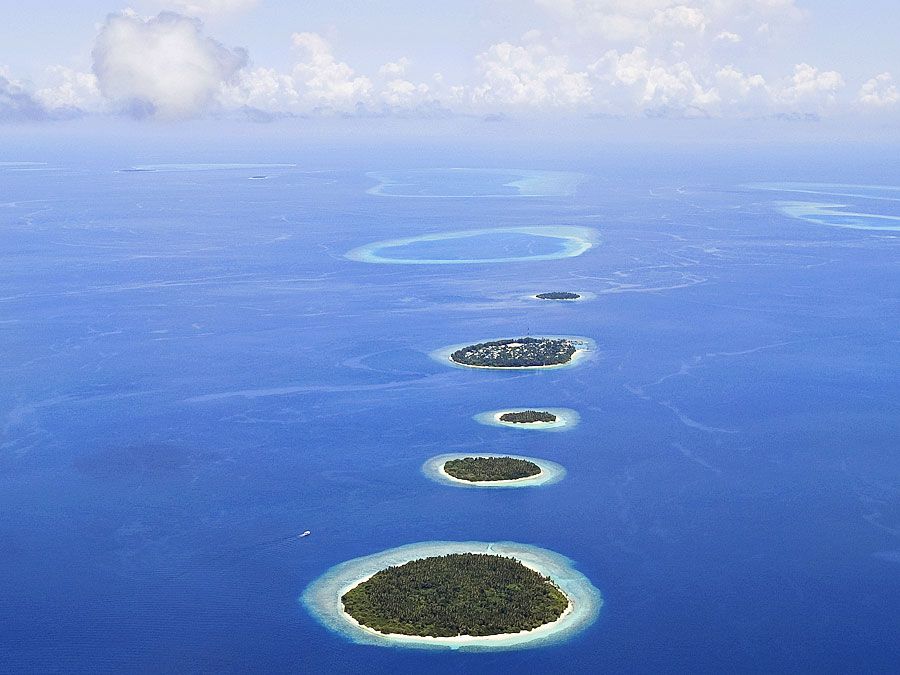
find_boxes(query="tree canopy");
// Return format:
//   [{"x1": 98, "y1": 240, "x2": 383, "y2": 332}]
[{"x1": 341, "y1": 553, "x2": 569, "y2": 637}]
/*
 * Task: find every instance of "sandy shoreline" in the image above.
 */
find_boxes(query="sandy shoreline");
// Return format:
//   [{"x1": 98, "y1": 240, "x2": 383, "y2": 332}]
[
  {"x1": 474, "y1": 407, "x2": 580, "y2": 432},
  {"x1": 302, "y1": 541, "x2": 602, "y2": 650},
  {"x1": 422, "y1": 453, "x2": 566, "y2": 489}
]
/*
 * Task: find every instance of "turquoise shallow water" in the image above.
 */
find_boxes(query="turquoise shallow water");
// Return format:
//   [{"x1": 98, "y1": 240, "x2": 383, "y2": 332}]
[{"x1": 749, "y1": 182, "x2": 900, "y2": 230}]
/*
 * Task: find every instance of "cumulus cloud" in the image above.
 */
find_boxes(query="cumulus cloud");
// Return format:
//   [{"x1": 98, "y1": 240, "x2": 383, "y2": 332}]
[
  {"x1": 0, "y1": 69, "x2": 49, "y2": 122},
  {"x1": 157, "y1": 0, "x2": 260, "y2": 16},
  {"x1": 472, "y1": 41, "x2": 592, "y2": 108},
  {"x1": 289, "y1": 32, "x2": 372, "y2": 109},
  {"x1": 34, "y1": 66, "x2": 102, "y2": 112},
  {"x1": 858, "y1": 72, "x2": 898, "y2": 109},
  {"x1": 92, "y1": 11, "x2": 248, "y2": 119},
  {"x1": 590, "y1": 47, "x2": 716, "y2": 116},
  {"x1": 378, "y1": 57, "x2": 410, "y2": 78},
  {"x1": 772, "y1": 63, "x2": 844, "y2": 113},
  {"x1": 224, "y1": 35, "x2": 445, "y2": 115},
  {"x1": 0, "y1": 66, "x2": 88, "y2": 121},
  {"x1": 535, "y1": 0, "x2": 802, "y2": 48}
]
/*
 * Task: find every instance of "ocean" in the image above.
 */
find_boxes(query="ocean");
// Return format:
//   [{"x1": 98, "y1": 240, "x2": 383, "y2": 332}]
[{"x1": 1, "y1": 144, "x2": 898, "y2": 673}]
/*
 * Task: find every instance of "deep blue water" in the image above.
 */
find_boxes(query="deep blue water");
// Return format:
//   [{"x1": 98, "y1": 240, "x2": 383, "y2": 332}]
[{"x1": 1, "y1": 150, "x2": 898, "y2": 673}]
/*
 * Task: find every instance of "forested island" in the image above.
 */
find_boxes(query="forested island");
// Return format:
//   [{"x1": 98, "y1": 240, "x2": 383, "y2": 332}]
[
  {"x1": 499, "y1": 410, "x2": 557, "y2": 424},
  {"x1": 535, "y1": 292, "x2": 580, "y2": 300},
  {"x1": 341, "y1": 553, "x2": 570, "y2": 637},
  {"x1": 443, "y1": 456, "x2": 542, "y2": 482},
  {"x1": 451, "y1": 337, "x2": 578, "y2": 367}
]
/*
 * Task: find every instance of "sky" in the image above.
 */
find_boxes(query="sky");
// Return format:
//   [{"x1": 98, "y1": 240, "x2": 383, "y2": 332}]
[{"x1": 0, "y1": 1, "x2": 898, "y2": 129}]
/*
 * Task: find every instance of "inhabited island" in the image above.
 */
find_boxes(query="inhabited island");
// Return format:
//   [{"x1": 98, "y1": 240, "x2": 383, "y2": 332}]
[
  {"x1": 451, "y1": 337, "x2": 579, "y2": 368},
  {"x1": 443, "y1": 456, "x2": 541, "y2": 482},
  {"x1": 341, "y1": 553, "x2": 570, "y2": 637},
  {"x1": 499, "y1": 410, "x2": 557, "y2": 424},
  {"x1": 535, "y1": 291, "x2": 580, "y2": 300}
]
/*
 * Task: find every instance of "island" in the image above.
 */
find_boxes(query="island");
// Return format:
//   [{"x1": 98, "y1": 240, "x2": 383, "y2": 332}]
[
  {"x1": 499, "y1": 410, "x2": 557, "y2": 424},
  {"x1": 302, "y1": 540, "x2": 603, "y2": 650},
  {"x1": 535, "y1": 291, "x2": 580, "y2": 300},
  {"x1": 423, "y1": 453, "x2": 565, "y2": 489},
  {"x1": 450, "y1": 337, "x2": 578, "y2": 368},
  {"x1": 443, "y1": 456, "x2": 541, "y2": 482},
  {"x1": 341, "y1": 553, "x2": 569, "y2": 637}
]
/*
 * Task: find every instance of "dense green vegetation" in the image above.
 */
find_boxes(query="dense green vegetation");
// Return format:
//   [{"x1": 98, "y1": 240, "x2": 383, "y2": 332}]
[
  {"x1": 499, "y1": 410, "x2": 557, "y2": 424},
  {"x1": 536, "y1": 291, "x2": 580, "y2": 300},
  {"x1": 341, "y1": 553, "x2": 569, "y2": 637},
  {"x1": 451, "y1": 337, "x2": 577, "y2": 367},
  {"x1": 443, "y1": 456, "x2": 542, "y2": 482}
]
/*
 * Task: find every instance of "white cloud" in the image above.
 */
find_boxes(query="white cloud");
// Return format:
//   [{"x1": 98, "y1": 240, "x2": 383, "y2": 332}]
[
  {"x1": 772, "y1": 63, "x2": 844, "y2": 113},
  {"x1": 92, "y1": 11, "x2": 248, "y2": 119},
  {"x1": 220, "y1": 66, "x2": 299, "y2": 112},
  {"x1": 472, "y1": 41, "x2": 592, "y2": 107},
  {"x1": 715, "y1": 30, "x2": 742, "y2": 43},
  {"x1": 289, "y1": 32, "x2": 372, "y2": 109},
  {"x1": 0, "y1": 68, "x2": 49, "y2": 121},
  {"x1": 34, "y1": 67, "x2": 102, "y2": 112},
  {"x1": 534, "y1": 0, "x2": 801, "y2": 47},
  {"x1": 380, "y1": 78, "x2": 431, "y2": 107},
  {"x1": 378, "y1": 57, "x2": 410, "y2": 78},
  {"x1": 713, "y1": 65, "x2": 767, "y2": 113},
  {"x1": 158, "y1": 0, "x2": 260, "y2": 16},
  {"x1": 858, "y1": 72, "x2": 898, "y2": 109},
  {"x1": 590, "y1": 47, "x2": 717, "y2": 115}
]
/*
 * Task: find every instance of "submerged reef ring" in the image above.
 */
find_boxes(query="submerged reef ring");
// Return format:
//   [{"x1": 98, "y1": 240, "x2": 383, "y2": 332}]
[
  {"x1": 422, "y1": 453, "x2": 566, "y2": 488},
  {"x1": 432, "y1": 336, "x2": 595, "y2": 370},
  {"x1": 301, "y1": 541, "x2": 602, "y2": 650},
  {"x1": 474, "y1": 408, "x2": 580, "y2": 432},
  {"x1": 366, "y1": 168, "x2": 586, "y2": 198},
  {"x1": 777, "y1": 201, "x2": 900, "y2": 232},
  {"x1": 345, "y1": 226, "x2": 597, "y2": 265}
]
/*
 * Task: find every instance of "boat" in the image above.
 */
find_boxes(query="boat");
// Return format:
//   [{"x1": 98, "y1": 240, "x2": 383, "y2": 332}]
[{"x1": 299, "y1": 530, "x2": 311, "y2": 538}]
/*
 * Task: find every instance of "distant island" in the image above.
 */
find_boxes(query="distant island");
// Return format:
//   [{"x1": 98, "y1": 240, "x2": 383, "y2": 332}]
[
  {"x1": 451, "y1": 337, "x2": 578, "y2": 368},
  {"x1": 535, "y1": 292, "x2": 580, "y2": 300},
  {"x1": 443, "y1": 456, "x2": 542, "y2": 482},
  {"x1": 341, "y1": 553, "x2": 569, "y2": 637},
  {"x1": 499, "y1": 410, "x2": 557, "y2": 424}
]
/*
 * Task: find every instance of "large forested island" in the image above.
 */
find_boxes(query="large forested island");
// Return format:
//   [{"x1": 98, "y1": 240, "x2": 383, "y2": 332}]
[
  {"x1": 499, "y1": 410, "x2": 557, "y2": 424},
  {"x1": 341, "y1": 553, "x2": 570, "y2": 637},
  {"x1": 444, "y1": 456, "x2": 542, "y2": 482},
  {"x1": 451, "y1": 337, "x2": 578, "y2": 367},
  {"x1": 535, "y1": 291, "x2": 580, "y2": 300}
]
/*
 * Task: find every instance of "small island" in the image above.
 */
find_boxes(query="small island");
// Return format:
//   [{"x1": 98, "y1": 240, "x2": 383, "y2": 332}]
[
  {"x1": 423, "y1": 453, "x2": 565, "y2": 489},
  {"x1": 499, "y1": 410, "x2": 557, "y2": 424},
  {"x1": 451, "y1": 337, "x2": 578, "y2": 368},
  {"x1": 535, "y1": 291, "x2": 580, "y2": 300},
  {"x1": 341, "y1": 553, "x2": 569, "y2": 638},
  {"x1": 443, "y1": 456, "x2": 541, "y2": 482}
]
